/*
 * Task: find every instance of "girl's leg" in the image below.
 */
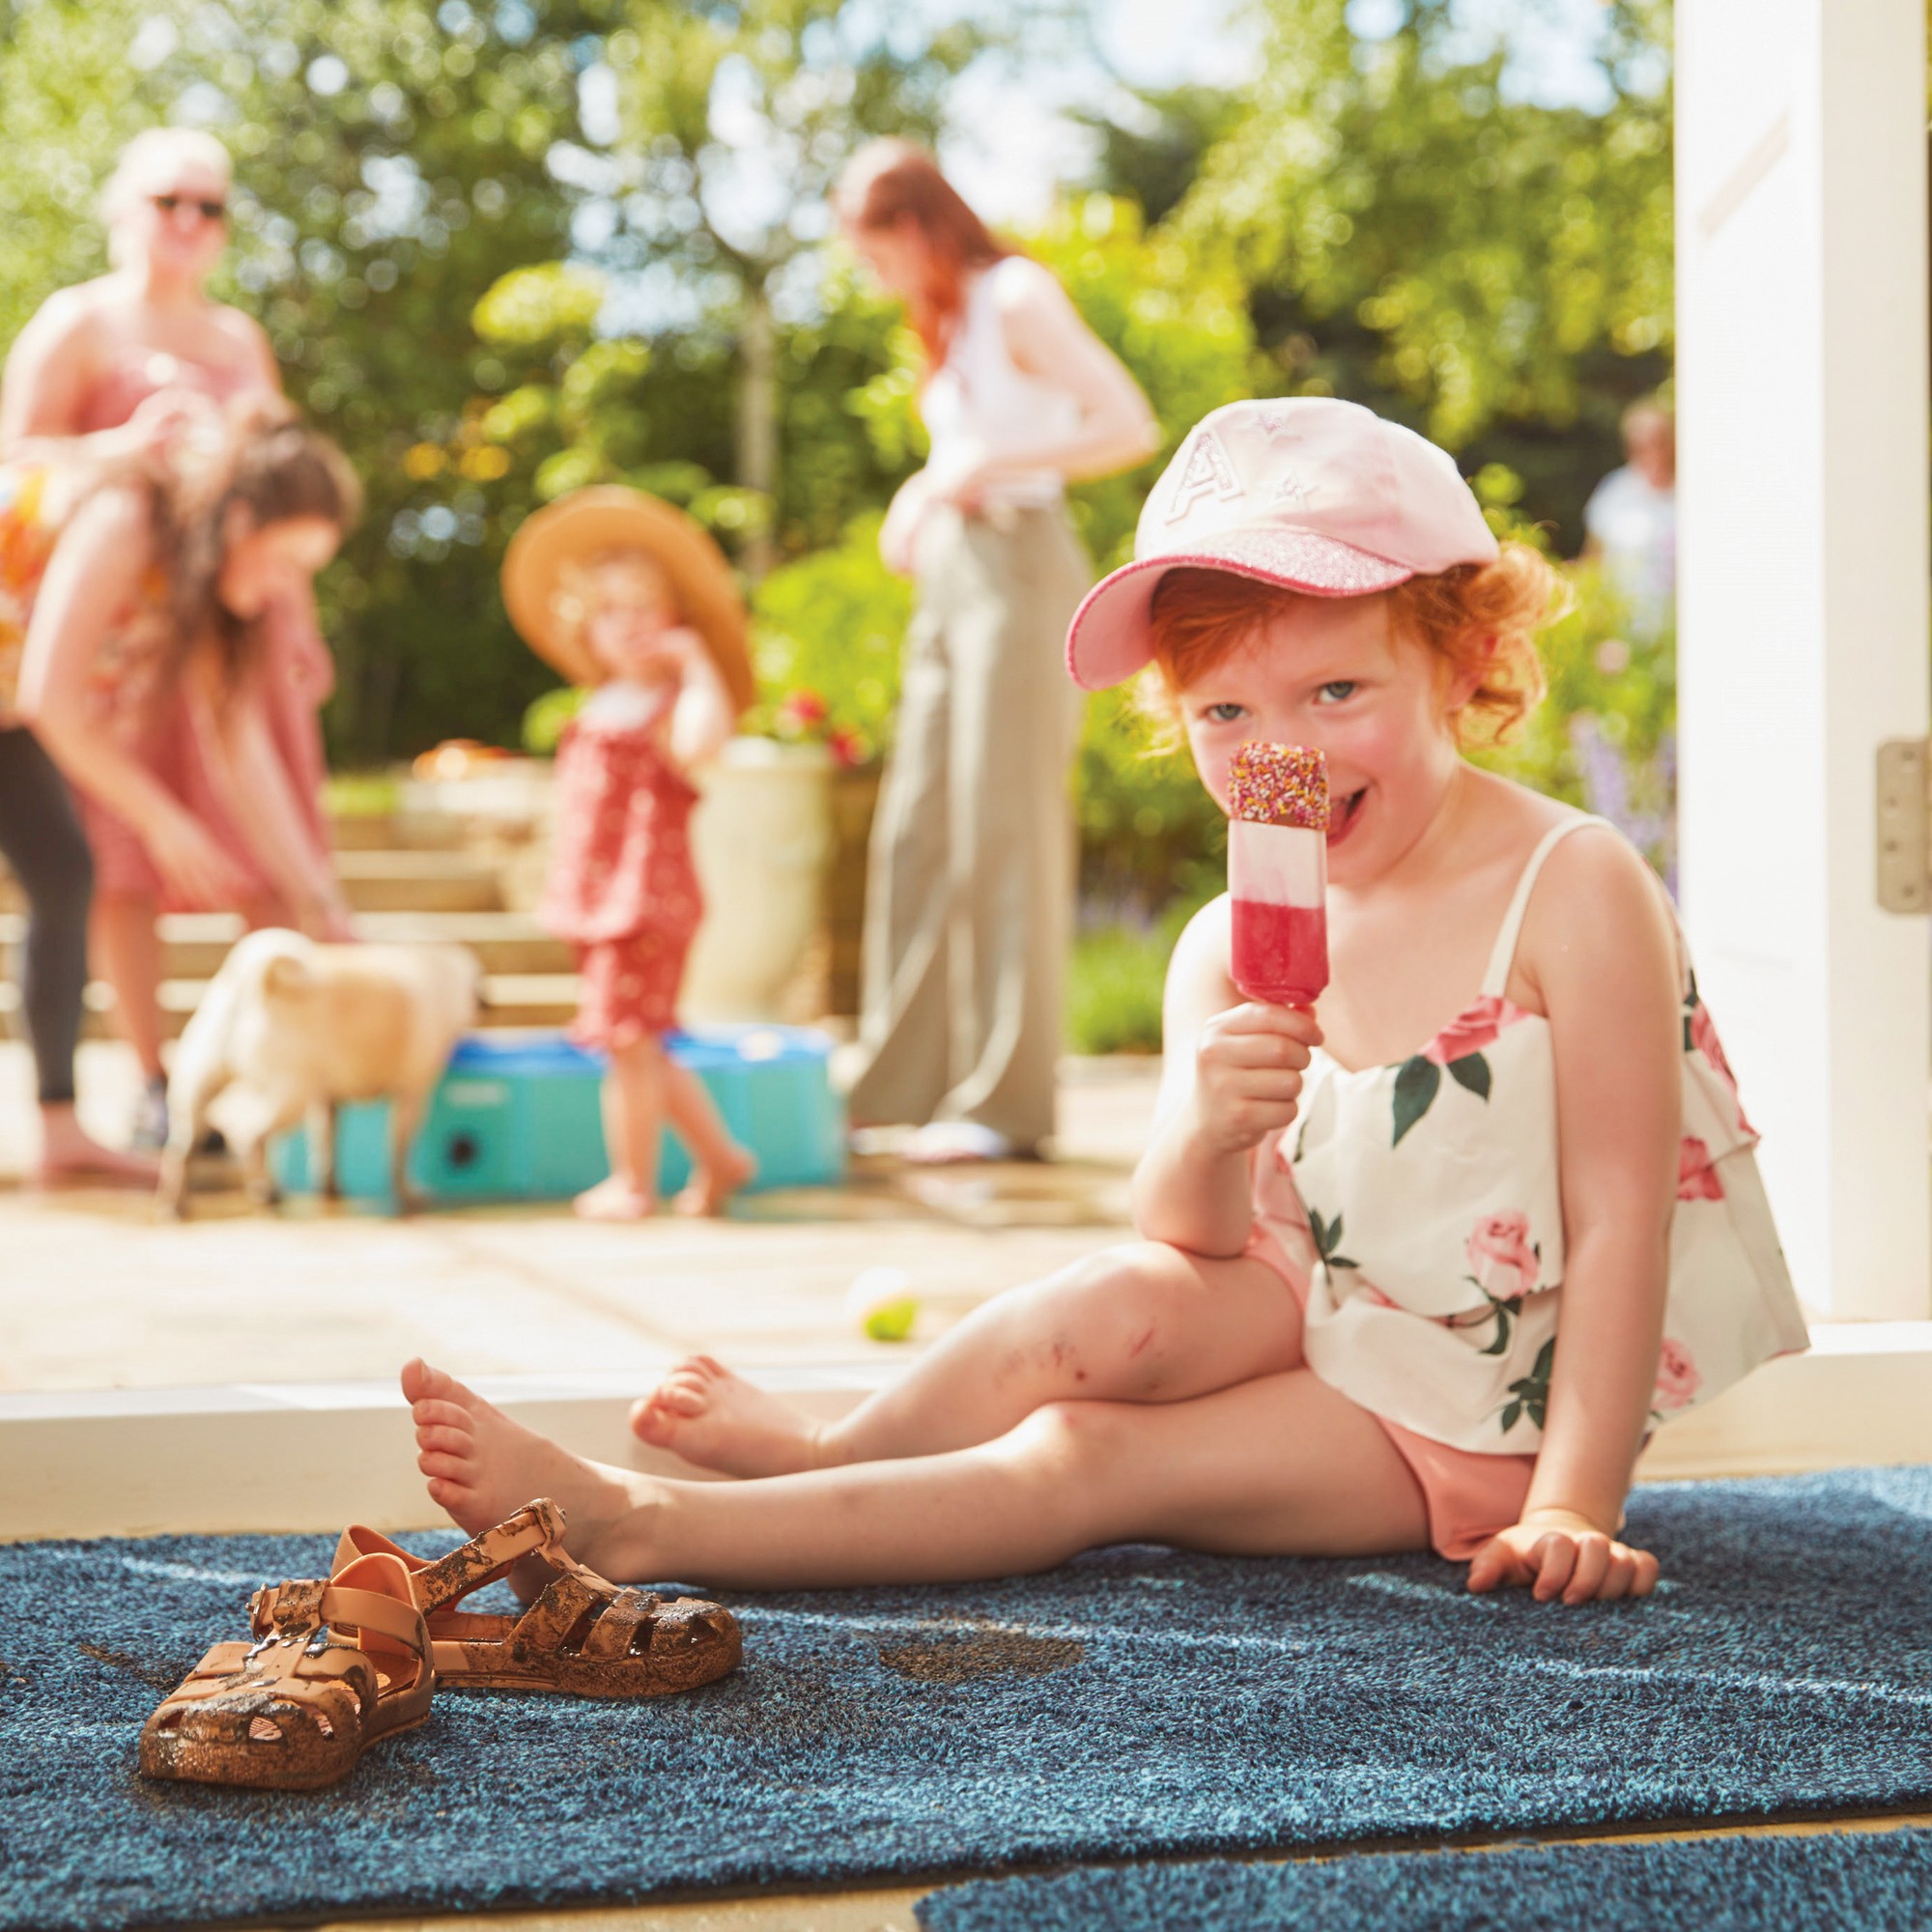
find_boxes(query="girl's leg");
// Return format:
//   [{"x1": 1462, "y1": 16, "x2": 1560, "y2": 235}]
[
  {"x1": 660, "y1": 1054, "x2": 755, "y2": 1216},
  {"x1": 91, "y1": 892, "x2": 166, "y2": 1086},
  {"x1": 406, "y1": 1357, "x2": 1427, "y2": 1589},
  {"x1": 575, "y1": 1035, "x2": 665, "y2": 1220},
  {"x1": 0, "y1": 728, "x2": 154, "y2": 1181},
  {"x1": 632, "y1": 1239, "x2": 1304, "y2": 1477}
]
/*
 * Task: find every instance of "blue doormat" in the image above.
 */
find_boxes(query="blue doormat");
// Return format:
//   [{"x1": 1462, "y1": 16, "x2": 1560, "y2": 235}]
[
  {"x1": 919, "y1": 1830, "x2": 1932, "y2": 1931},
  {"x1": 3, "y1": 1466, "x2": 1931, "y2": 1930}
]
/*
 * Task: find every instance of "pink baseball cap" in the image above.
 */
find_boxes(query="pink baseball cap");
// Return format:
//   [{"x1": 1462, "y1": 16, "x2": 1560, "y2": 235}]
[{"x1": 1065, "y1": 397, "x2": 1499, "y2": 692}]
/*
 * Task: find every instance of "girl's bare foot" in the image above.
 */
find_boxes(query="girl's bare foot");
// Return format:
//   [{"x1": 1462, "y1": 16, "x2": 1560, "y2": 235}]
[
  {"x1": 628, "y1": 1353, "x2": 823, "y2": 1477},
  {"x1": 574, "y1": 1176, "x2": 657, "y2": 1221},
  {"x1": 671, "y1": 1143, "x2": 757, "y2": 1218},
  {"x1": 35, "y1": 1106, "x2": 158, "y2": 1188},
  {"x1": 402, "y1": 1357, "x2": 639, "y2": 1572}
]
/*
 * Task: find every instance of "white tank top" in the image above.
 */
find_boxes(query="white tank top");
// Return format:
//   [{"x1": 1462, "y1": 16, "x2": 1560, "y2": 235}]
[
  {"x1": 1249, "y1": 815, "x2": 1810, "y2": 1454},
  {"x1": 922, "y1": 258, "x2": 1083, "y2": 510}
]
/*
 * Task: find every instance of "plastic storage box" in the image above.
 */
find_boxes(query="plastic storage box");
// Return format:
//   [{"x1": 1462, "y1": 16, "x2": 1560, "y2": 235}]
[{"x1": 270, "y1": 1025, "x2": 845, "y2": 1206}]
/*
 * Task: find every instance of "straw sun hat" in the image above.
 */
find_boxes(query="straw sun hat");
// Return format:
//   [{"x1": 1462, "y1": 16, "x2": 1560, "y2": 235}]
[{"x1": 500, "y1": 486, "x2": 756, "y2": 714}]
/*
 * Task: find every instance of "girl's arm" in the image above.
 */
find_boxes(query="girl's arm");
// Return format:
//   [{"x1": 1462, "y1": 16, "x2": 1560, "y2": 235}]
[
  {"x1": 1130, "y1": 895, "x2": 1321, "y2": 1256},
  {"x1": 0, "y1": 296, "x2": 205, "y2": 478},
  {"x1": 194, "y1": 664, "x2": 354, "y2": 938},
  {"x1": 1465, "y1": 827, "x2": 1682, "y2": 1605},
  {"x1": 15, "y1": 489, "x2": 254, "y2": 908},
  {"x1": 664, "y1": 630, "x2": 737, "y2": 771},
  {"x1": 984, "y1": 260, "x2": 1161, "y2": 481}
]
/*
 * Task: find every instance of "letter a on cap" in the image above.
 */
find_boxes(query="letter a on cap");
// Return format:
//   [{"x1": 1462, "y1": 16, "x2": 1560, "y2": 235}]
[{"x1": 1164, "y1": 426, "x2": 1243, "y2": 524}]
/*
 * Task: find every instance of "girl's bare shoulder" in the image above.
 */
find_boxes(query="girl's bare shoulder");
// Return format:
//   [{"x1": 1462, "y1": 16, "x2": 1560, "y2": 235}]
[{"x1": 1518, "y1": 813, "x2": 1676, "y2": 998}]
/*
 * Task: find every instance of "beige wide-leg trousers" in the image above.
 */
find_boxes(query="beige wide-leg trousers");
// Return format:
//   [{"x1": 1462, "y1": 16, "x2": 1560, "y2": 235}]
[{"x1": 848, "y1": 501, "x2": 1091, "y2": 1152}]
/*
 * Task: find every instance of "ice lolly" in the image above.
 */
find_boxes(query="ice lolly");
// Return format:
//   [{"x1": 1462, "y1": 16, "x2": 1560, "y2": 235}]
[{"x1": 1228, "y1": 743, "x2": 1329, "y2": 1007}]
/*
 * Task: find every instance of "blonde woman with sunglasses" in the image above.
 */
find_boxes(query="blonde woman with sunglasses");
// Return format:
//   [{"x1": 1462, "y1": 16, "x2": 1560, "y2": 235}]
[{"x1": 1, "y1": 127, "x2": 344, "y2": 1151}]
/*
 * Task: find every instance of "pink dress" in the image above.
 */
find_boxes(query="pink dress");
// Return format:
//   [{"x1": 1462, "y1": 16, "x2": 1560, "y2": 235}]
[
  {"x1": 539, "y1": 685, "x2": 703, "y2": 1049},
  {"x1": 71, "y1": 345, "x2": 334, "y2": 905}
]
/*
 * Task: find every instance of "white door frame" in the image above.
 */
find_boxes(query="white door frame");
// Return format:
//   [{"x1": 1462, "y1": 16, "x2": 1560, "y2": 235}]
[{"x1": 1676, "y1": 0, "x2": 1930, "y2": 1321}]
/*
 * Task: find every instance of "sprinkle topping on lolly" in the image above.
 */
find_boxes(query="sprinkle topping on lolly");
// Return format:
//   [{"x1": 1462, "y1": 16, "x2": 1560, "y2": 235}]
[{"x1": 1229, "y1": 743, "x2": 1329, "y2": 830}]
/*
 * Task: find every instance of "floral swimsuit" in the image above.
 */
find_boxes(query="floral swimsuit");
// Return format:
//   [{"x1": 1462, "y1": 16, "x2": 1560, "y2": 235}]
[{"x1": 1245, "y1": 815, "x2": 1809, "y2": 1553}]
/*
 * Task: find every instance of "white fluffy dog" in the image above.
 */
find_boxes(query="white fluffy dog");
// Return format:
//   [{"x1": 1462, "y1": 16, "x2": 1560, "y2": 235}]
[{"x1": 159, "y1": 929, "x2": 481, "y2": 1217}]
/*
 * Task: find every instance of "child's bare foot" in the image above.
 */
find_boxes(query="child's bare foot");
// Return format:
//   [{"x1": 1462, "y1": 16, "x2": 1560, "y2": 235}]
[
  {"x1": 574, "y1": 1176, "x2": 657, "y2": 1221},
  {"x1": 34, "y1": 1107, "x2": 158, "y2": 1188},
  {"x1": 628, "y1": 1353, "x2": 823, "y2": 1477},
  {"x1": 671, "y1": 1143, "x2": 756, "y2": 1218},
  {"x1": 402, "y1": 1357, "x2": 639, "y2": 1581}
]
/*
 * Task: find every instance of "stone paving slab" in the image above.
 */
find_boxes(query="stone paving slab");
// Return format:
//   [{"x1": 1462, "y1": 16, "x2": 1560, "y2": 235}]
[{"x1": 0, "y1": 1042, "x2": 1158, "y2": 1394}]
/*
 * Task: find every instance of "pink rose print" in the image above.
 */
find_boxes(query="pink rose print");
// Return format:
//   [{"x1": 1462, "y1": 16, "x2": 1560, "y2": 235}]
[
  {"x1": 1422, "y1": 995, "x2": 1527, "y2": 1067},
  {"x1": 1690, "y1": 1000, "x2": 1756, "y2": 1135},
  {"x1": 1653, "y1": 1337, "x2": 1702, "y2": 1411},
  {"x1": 1466, "y1": 1209, "x2": 1541, "y2": 1303},
  {"x1": 1677, "y1": 1136, "x2": 1725, "y2": 1202}
]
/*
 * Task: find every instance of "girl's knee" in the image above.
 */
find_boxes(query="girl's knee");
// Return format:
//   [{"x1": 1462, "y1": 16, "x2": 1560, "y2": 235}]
[
  {"x1": 1006, "y1": 1398, "x2": 1131, "y2": 1474},
  {"x1": 1069, "y1": 1242, "x2": 1195, "y2": 1373}
]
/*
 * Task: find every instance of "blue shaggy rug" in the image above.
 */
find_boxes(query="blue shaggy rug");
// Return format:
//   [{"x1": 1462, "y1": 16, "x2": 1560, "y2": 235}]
[
  {"x1": 919, "y1": 1831, "x2": 1932, "y2": 1931},
  {"x1": 3, "y1": 1466, "x2": 1931, "y2": 1929}
]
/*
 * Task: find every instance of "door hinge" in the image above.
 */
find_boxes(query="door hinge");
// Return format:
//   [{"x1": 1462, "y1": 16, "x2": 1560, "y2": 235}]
[{"x1": 1877, "y1": 739, "x2": 1930, "y2": 913}]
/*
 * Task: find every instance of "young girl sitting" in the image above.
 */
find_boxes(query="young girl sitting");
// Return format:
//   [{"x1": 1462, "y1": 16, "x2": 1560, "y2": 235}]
[
  {"x1": 502, "y1": 487, "x2": 757, "y2": 1221},
  {"x1": 408, "y1": 400, "x2": 1806, "y2": 1605}
]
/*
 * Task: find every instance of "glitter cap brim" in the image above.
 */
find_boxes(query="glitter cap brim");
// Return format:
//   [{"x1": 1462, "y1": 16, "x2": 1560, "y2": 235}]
[{"x1": 1065, "y1": 527, "x2": 1414, "y2": 694}]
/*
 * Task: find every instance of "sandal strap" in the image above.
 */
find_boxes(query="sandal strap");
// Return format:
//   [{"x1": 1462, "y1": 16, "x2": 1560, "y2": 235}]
[
  {"x1": 249, "y1": 1578, "x2": 328, "y2": 1640},
  {"x1": 412, "y1": 1498, "x2": 567, "y2": 1612},
  {"x1": 247, "y1": 1569, "x2": 433, "y2": 1667},
  {"x1": 319, "y1": 1582, "x2": 432, "y2": 1660},
  {"x1": 576, "y1": 1588, "x2": 663, "y2": 1660},
  {"x1": 330, "y1": 1498, "x2": 569, "y2": 1614}
]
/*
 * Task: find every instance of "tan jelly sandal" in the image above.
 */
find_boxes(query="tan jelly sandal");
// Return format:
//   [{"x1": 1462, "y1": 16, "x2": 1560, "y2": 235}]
[
  {"x1": 265, "y1": 1498, "x2": 739, "y2": 1699},
  {"x1": 139, "y1": 1550, "x2": 434, "y2": 1791}
]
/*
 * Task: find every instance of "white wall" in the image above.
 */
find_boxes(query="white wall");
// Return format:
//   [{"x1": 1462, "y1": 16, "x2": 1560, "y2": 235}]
[{"x1": 1676, "y1": 0, "x2": 1930, "y2": 1320}]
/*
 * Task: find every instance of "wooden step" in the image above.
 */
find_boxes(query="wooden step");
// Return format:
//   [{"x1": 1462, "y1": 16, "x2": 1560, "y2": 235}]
[
  {"x1": 328, "y1": 812, "x2": 469, "y2": 852},
  {"x1": 332, "y1": 850, "x2": 504, "y2": 914},
  {"x1": 0, "y1": 910, "x2": 574, "y2": 980},
  {"x1": 0, "y1": 971, "x2": 582, "y2": 1041}
]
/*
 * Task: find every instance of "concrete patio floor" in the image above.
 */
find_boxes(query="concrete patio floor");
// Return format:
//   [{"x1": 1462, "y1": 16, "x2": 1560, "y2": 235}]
[{"x1": 0, "y1": 1041, "x2": 1157, "y2": 1395}]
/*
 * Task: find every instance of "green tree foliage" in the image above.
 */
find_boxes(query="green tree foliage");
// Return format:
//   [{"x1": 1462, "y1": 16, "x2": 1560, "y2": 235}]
[{"x1": 1171, "y1": 0, "x2": 1673, "y2": 545}]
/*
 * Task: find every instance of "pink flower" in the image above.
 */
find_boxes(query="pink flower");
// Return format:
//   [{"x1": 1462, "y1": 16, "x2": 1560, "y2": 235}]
[
  {"x1": 827, "y1": 725, "x2": 867, "y2": 769},
  {"x1": 1690, "y1": 1001, "x2": 1755, "y2": 1134},
  {"x1": 1677, "y1": 1136, "x2": 1725, "y2": 1202},
  {"x1": 1465, "y1": 1208, "x2": 1540, "y2": 1302},
  {"x1": 1422, "y1": 994, "x2": 1526, "y2": 1066},
  {"x1": 780, "y1": 689, "x2": 828, "y2": 727},
  {"x1": 1653, "y1": 1337, "x2": 1702, "y2": 1411}
]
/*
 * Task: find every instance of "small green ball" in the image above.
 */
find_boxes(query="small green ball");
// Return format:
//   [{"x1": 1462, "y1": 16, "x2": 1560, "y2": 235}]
[{"x1": 862, "y1": 1295, "x2": 920, "y2": 1343}]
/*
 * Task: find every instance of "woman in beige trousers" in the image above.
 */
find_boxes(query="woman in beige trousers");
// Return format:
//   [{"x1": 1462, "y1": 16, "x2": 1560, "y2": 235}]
[{"x1": 835, "y1": 142, "x2": 1158, "y2": 1162}]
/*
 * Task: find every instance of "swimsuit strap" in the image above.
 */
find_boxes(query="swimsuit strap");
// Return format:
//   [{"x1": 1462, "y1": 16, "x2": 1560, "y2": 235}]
[{"x1": 1479, "y1": 816, "x2": 1612, "y2": 998}]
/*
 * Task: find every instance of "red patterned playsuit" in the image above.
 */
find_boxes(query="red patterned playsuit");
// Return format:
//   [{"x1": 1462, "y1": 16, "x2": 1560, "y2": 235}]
[{"x1": 540, "y1": 693, "x2": 702, "y2": 1050}]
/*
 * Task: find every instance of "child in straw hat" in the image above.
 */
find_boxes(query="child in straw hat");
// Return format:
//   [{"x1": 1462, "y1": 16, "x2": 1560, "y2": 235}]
[{"x1": 503, "y1": 487, "x2": 757, "y2": 1220}]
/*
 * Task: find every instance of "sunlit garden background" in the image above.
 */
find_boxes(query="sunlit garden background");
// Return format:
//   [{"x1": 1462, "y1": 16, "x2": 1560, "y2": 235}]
[{"x1": 0, "y1": 0, "x2": 1677, "y2": 1050}]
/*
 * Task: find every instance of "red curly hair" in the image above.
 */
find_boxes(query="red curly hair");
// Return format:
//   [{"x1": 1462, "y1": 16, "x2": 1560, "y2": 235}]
[
  {"x1": 835, "y1": 139, "x2": 1011, "y2": 367},
  {"x1": 1142, "y1": 547, "x2": 1565, "y2": 748}
]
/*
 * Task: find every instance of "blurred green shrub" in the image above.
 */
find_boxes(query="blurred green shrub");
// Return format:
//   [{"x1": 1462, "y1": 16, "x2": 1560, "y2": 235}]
[
  {"x1": 1066, "y1": 897, "x2": 1211, "y2": 1056},
  {"x1": 748, "y1": 513, "x2": 911, "y2": 755},
  {"x1": 522, "y1": 685, "x2": 586, "y2": 755}
]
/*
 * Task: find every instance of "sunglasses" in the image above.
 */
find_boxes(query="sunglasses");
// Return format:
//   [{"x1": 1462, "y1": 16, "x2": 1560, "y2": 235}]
[{"x1": 151, "y1": 192, "x2": 227, "y2": 222}]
